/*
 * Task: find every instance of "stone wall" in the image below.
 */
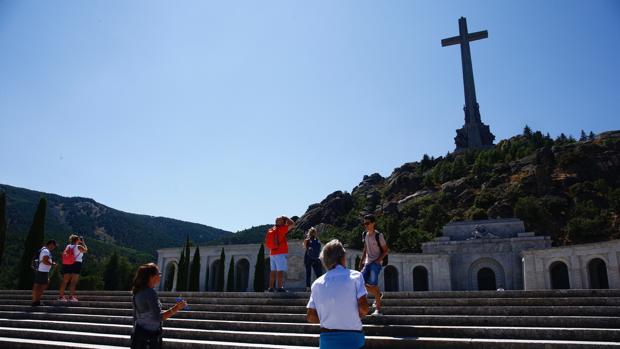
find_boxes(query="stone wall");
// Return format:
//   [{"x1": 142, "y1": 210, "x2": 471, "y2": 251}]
[
  {"x1": 422, "y1": 233, "x2": 550, "y2": 290},
  {"x1": 521, "y1": 239, "x2": 620, "y2": 290}
]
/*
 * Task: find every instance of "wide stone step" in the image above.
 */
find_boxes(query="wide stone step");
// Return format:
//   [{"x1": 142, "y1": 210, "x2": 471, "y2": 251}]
[
  {"x1": 2, "y1": 309, "x2": 619, "y2": 329},
  {"x1": 6, "y1": 294, "x2": 620, "y2": 307},
  {"x1": 0, "y1": 329, "x2": 313, "y2": 349},
  {"x1": 4, "y1": 299, "x2": 619, "y2": 317},
  {"x1": 2, "y1": 289, "x2": 620, "y2": 299},
  {"x1": 0, "y1": 327, "x2": 619, "y2": 349},
  {"x1": 0, "y1": 337, "x2": 126, "y2": 349},
  {"x1": 2, "y1": 318, "x2": 620, "y2": 342},
  {"x1": 3, "y1": 289, "x2": 620, "y2": 348}
]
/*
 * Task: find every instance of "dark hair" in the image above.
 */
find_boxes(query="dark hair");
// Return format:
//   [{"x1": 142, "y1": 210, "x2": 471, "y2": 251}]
[
  {"x1": 363, "y1": 214, "x2": 376, "y2": 223},
  {"x1": 132, "y1": 263, "x2": 159, "y2": 295},
  {"x1": 46, "y1": 239, "x2": 57, "y2": 247}
]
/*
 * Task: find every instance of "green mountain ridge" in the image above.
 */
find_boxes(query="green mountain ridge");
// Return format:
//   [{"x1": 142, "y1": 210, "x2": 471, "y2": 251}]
[
  {"x1": 0, "y1": 184, "x2": 270, "y2": 290},
  {"x1": 0, "y1": 183, "x2": 233, "y2": 255}
]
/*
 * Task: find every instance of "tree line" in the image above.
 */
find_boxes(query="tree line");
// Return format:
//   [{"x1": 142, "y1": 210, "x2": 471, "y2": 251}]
[
  {"x1": 0, "y1": 194, "x2": 138, "y2": 291},
  {"x1": 165, "y1": 237, "x2": 269, "y2": 293}
]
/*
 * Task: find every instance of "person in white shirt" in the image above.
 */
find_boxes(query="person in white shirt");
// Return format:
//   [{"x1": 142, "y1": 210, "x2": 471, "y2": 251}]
[
  {"x1": 31, "y1": 240, "x2": 57, "y2": 306},
  {"x1": 58, "y1": 234, "x2": 88, "y2": 302},
  {"x1": 306, "y1": 239, "x2": 369, "y2": 349}
]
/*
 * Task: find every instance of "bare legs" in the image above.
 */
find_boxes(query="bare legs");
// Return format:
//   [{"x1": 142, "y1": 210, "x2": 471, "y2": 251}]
[
  {"x1": 69, "y1": 274, "x2": 80, "y2": 297},
  {"x1": 365, "y1": 284, "x2": 382, "y2": 311},
  {"x1": 59, "y1": 274, "x2": 79, "y2": 298},
  {"x1": 31, "y1": 283, "x2": 48, "y2": 304},
  {"x1": 268, "y1": 271, "x2": 285, "y2": 289},
  {"x1": 59, "y1": 274, "x2": 71, "y2": 298}
]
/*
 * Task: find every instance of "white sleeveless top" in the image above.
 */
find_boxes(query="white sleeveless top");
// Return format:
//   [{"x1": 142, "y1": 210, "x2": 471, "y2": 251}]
[{"x1": 66, "y1": 244, "x2": 84, "y2": 263}]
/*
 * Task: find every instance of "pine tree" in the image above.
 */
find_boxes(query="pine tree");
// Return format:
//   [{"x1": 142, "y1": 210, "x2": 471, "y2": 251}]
[
  {"x1": 103, "y1": 252, "x2": 120, "y2": 290},
  {"x1": 189, "y1": 246, "x2": 201, "y2": 292},
  {"x1": 579, "y1": 130, "x2": 587, "y2": 141},
  {"x1": 523, "y1": 125, "x2": 532, "y2": 138},
  {"x1": 588, "y1": 131, "x2": 596, "y2": 140},
  {"x1": 216, "y1": 248, "x2": 225, "y2": 292},
  {"x1": 226, "y1": 256, "x2": 235, "y2": 292},
  {"x1": 253, "y1": 244, "x2": 265, "y2": 292},
  {"x1": 0, "y1": 192, "x2": 7, "y2": 266},
  {"x1": 17, "y1": 197, "x2": 47, "y2": 289}
]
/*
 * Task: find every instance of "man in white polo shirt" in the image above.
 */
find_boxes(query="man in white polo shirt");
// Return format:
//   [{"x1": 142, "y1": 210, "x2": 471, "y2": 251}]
[
  {"x1": 31, "y1": 239, "x2": 57, "y2": 306},
  {"x1": 306, "y1": 239, "x2": 369, "y2": 349}
]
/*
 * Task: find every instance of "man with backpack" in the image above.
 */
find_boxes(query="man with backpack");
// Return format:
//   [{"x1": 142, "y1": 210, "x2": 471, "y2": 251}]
[
  {"x1": 265, "y1": 216, "x2": 295, "y2": 292},
  {"x1": 31, "y1": 239, "x2": 57, "y2": 306},
  {"x1": 303, "y1": 227, "x2": 323, "y2": 291},
  {"x1": 358, "y1": 214, "x2": 389, "y2": 316}
]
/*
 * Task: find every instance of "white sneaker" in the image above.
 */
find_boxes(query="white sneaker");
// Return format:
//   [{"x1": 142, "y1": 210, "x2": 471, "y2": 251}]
[
  {"x1": 57, "y1": 297, "x2": 68, "y2": 302},
  {"x1": 370, "y1": 309, "x2": 383, "y2": 316},
  {"x1": 372, "y1": 292, "x2": 384, "y2": 308}
]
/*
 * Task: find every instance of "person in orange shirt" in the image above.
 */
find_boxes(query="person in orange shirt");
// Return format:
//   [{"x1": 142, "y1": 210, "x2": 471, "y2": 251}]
[{"x1": 267, "y1": 216, "x2": 295, "y2": 292}]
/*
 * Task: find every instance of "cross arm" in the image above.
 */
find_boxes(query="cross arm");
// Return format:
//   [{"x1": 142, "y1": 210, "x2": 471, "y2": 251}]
[{"x1": 441, "y1": 30, "x2": 488, "y2": 47}]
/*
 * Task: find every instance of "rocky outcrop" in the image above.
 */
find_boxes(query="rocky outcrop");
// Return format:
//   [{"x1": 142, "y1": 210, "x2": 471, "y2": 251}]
[
  {"x1": 294, "y1": 191, "x2": 354, "y2": 231},
  {"x1": 293, "y1": 130, "x2": 620, "y2": 248}
]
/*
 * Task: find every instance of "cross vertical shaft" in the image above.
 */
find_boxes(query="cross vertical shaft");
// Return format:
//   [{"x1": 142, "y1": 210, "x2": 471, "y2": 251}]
[{"x1": 442, "y1": 17, "x2": 494, "y2": 151}]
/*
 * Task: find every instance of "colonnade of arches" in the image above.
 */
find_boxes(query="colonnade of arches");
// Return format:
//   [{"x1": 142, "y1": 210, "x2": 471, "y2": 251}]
[
  {"x1": 548, "y1": 257, "x2": 610, "y2": 290},
  {"x1": 381, "y1": 265, "x2": 430, "y2": 292},
  {"x1": 163, "y1": 257, "x2": 253, "y2": 292},
  {"x1": 164, "y1": 255, "x2": 614, "y2": 292}
]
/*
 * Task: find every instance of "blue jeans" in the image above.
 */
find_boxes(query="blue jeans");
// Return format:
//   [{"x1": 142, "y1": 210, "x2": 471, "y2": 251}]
[
  {"x1": 319, "y1": 332, "x2": 365, "y2": 349},
  {"x1": 361, "y1": 262, "x2": 382, "y2": 286}
]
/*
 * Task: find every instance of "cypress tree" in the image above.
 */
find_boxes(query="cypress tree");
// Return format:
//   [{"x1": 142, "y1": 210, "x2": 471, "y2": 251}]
[
  {"x1": 189, "y1": 246, "x2": 201, "y2": 292},
  {"x1": 103, "y1": 251, "x2": 120, "y2": 290},
  {"x1": 226, "y1": 256, "x2": 235, "y2": 292},
  {"x1": 176, "y1": 246, "x2": 186, "y2": 291},
  {"x1": 253, "y1": 244, "x2": 265, "y2": 292},
  {"x1": 163, "y1": 263, "x2": 176, "y2": 291},
  {"x1": 176, "y1": 236, "x2": 191, "y2": 291},
  {"x1": 17, "y1": 197, "x2": 47, "y2": 289},
  {"x1": 0, "y1": 192, "x2": 7, "y2": 266},
  {"x1": 216, "y1": 247, "x2": 225, "y2": 292},
  {"x1": 204, "y1": 262, "x2": 209, "y2": 291}
]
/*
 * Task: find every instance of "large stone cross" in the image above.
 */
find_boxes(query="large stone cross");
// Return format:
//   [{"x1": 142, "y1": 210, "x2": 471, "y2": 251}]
[{"x1": 442, "y1": 17, "x2": 494, "y2": 151}]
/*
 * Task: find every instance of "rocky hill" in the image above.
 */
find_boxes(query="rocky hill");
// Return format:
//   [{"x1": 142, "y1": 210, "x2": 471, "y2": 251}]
[{"x1": 292, "y1": 129, "x2": 620, "y2": 252}]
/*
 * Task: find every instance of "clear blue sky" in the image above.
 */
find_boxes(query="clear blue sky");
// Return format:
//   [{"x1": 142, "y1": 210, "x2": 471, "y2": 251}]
[{"x1": 1, "y1": 1, "x2": 619, "y2": 232}]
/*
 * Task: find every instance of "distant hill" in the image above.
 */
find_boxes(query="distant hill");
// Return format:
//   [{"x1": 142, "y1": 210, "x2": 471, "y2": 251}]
[
  {"x1": 292, "y1": 129, "x2": 620, "y2": 252},
  {"x1": 212, "y1": 224, "x2": 272, "y2": 245},
  {"x1": 0, "y1": 184, "x2": 232, "y2": 255}
]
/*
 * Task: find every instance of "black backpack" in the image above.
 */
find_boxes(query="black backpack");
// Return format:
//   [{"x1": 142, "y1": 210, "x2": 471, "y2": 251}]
[
  {"x1": 362, "y1": 232, "x2": 388, "y2": 266},
  {"x1": 305, "y1": 238, "x2": 321, "y2": 260},
  {"x1": 31, "y1": 248, "x2": 43, "y2": 271}
]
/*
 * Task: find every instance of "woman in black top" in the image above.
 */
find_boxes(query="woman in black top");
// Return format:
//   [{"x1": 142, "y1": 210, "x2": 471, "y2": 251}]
[
  {"x1": 304, "y1": 227, "x2": 324, "y2": 290},
  {"x1": 131, "y1": 263, "x2": 187, "y2": 349}
]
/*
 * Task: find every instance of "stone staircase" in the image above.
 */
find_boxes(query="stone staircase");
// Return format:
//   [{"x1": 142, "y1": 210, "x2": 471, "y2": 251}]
[{"x1": 0, "y1": 289, "x2": 619, "y2": 348}]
